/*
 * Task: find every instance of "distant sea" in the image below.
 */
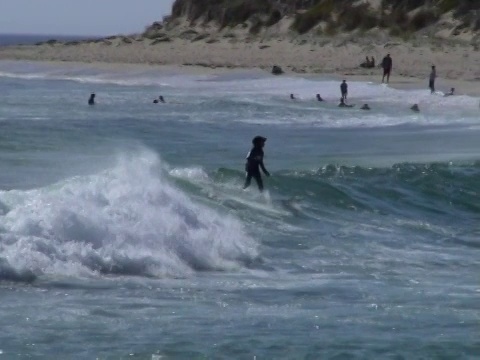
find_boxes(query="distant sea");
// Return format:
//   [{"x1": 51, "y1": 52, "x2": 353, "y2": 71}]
[{"x1": 0, "y1": 33, "x2": 101, "y2": 46}]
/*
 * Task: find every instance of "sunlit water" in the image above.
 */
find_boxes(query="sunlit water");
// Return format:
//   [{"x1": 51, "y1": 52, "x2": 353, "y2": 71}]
[{"x1": 0, "y1": 60, "x2": 479, "y2": 359}]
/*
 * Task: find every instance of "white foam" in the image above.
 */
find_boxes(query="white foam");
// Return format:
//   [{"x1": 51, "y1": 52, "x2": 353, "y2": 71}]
[
  {"x1": 0, "y1": 150, "x2": 258, "y2": 280},
  {"x1": 2, "y1": 60, "x2": 479, "y2": 129}
]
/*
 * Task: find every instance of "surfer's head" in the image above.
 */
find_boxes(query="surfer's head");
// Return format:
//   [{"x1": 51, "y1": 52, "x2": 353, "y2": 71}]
[{"x1": 252, "y1": 136, "x2": 267, "y2": 147}]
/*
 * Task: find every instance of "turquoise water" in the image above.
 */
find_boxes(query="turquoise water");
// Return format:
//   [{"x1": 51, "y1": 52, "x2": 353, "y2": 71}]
[{"x1": 0, "y1": 60, "x2": 479, "y2": 359}]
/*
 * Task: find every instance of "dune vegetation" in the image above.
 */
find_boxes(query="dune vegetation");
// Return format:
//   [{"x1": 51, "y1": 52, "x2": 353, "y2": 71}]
[{"x1": 165, "y1": 0, "x2": 480, "y2": 40}]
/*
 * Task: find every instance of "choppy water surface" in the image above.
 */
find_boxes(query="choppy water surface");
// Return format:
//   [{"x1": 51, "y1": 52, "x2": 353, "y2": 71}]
[{"x1": 0, "y1": 60, "x2": 479, "y2": 359}]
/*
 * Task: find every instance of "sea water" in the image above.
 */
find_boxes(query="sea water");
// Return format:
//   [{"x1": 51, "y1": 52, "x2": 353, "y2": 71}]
[{"x1": 0, "y1": 59, "x2": 478, "y2": 359}]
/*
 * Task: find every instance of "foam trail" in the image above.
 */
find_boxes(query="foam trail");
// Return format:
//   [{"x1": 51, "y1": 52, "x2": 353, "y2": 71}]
[{"x1": 0, "y1": 150, "x2": 258, "y2": 281}]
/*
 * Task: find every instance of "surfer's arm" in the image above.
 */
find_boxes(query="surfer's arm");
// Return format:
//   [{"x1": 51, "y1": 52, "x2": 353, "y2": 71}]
[{"x1": 260, "y1": 161, "x2": 270, "y2": 176}]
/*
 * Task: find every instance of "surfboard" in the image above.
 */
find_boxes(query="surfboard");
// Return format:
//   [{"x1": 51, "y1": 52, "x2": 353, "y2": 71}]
[{"x1": 213, "y1": 189, "x2": 291, "y2": 217}]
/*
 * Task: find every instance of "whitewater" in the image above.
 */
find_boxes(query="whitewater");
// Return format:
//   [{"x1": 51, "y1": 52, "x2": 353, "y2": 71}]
[{"x1": 0, "y1": 60, "x2": 478, "y2": 359}]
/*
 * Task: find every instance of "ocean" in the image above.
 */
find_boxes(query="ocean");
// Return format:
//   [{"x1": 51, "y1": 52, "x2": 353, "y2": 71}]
[
  {"x1": 0, "y1": 59, "x2": 478, "y2": 359},
  {"x1": 0, "y1": 34, "x2": 99, "y2": 46}
]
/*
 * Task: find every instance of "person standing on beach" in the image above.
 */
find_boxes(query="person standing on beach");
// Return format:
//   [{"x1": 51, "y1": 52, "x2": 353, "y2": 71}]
[
  {"x1": 340, "y1": 80, "x2": 348, "y2": 101},
  {"x1": 381, "y1": 54, "x2": 392, "y2": 83},
  {"x1": 429, "y1": 66, "x2": 436, "y2": 94}
]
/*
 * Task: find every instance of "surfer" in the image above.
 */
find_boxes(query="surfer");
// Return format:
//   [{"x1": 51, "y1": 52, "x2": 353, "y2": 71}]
[
  {"x1": 290, "y1": 94, "x2": 296, "y2": 100},
  {"x1": 316, "y1": 94, "x2": 324, "y2": 102},
  {"x1": 88, "y1": 93, "x2": 95, "y2": 105},
  {"x1": 243, "y1": 136, "x2": 270, "y2": 192}
]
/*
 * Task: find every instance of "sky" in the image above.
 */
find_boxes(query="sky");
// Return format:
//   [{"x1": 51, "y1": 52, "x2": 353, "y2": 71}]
[{"x1": 0, "y1": 0, "x2": 176, "y2": 36}]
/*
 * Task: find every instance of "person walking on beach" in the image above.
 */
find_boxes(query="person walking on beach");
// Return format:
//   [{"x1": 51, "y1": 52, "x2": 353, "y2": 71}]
[
  {"x1": 340, "y1": 80, "x2": 348, "y2": 101},
  {"x1": 243, "y1": 136, "x2": 270, "y2": 192},
  {"x1": 429, "y1": 65, "x2": 436, "y2": 94},
  {"x1": 381, "y1": 54, "x2": 392, "y2": 83}
]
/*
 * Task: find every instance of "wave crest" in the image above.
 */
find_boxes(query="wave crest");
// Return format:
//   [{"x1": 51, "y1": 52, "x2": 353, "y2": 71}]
[{"x1": 0, "y1": 151, "x2": 258, "y2": 281}]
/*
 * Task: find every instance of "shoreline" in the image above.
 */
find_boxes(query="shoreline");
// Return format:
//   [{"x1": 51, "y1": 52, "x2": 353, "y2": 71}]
[
  {"x1": 1, "y1": 33, "x2": 479, "y2": 96},
  {"x1": 1, "y1": 58, "x2": 478, "y2": 98}
]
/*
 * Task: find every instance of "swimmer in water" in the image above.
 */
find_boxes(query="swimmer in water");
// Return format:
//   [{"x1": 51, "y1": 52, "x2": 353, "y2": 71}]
[
  {"x1": 153, "y1": 95, "x2": 165, "y2": 104},
  {"x1": 410, "y1": 104, "x2": 420, "y2": 112},
  {"x1": 243, "y1": 136, "x2": 270, "y2": 192},
  {"x1": 88, "y1": 93, "x2": 95, "y2": 105},
  {"x1": 360, "y1": 104, "x2": 371, "y2": 110}
]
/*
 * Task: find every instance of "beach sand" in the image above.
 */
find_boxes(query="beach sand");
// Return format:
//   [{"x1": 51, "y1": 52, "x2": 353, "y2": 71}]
[{"x1": 1, "y1": 20, "x2": 479, "y2": 96}]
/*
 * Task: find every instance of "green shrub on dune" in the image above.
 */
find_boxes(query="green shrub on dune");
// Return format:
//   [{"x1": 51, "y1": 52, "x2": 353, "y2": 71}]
[{"x1": 166, "y1": 0, "x2": 480, "y2": 37}]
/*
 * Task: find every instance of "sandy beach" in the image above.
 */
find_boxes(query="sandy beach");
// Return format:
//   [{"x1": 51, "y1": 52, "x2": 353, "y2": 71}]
[{"x1": 1, "y1": 17, "x2": 480, "y2": 96}]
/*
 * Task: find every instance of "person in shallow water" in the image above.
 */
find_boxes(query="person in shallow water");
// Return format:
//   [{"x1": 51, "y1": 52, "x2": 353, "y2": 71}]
[
  {"x1": 316, "y1": 94, "x2": 324, "y2": 102},
  {"x1": 88, "y1": 93, "x2": 95, "y2": 105},
  {"x1": 444, "y1": 87, "x2": 455, "y2": 97},
  {"x1": 243, "y1": 136, "x2": 270, "y2": 192},
  {"x1": 340, "y1": 80, "x2": 348, "y2": 101},
  {"x1": 338, "y1": 98, "x2": 354, "y2": 108},
  {"x1": 290, "y1": 93, "x2": 296, "y2": 100},
  {"x1": 410, "y1": 104, "x2": 420, "y2": 112},
  {"x1": 360, "y1": 103, "x2": 371, "y2": 110}
]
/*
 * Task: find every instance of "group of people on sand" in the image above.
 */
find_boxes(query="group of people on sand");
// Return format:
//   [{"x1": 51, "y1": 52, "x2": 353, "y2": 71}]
[
  {"x1": 360, "y1": 56, "x2": 375, "y2": 69},
  {"x1": 380, "y1": 54, "x2": 457, "y2": 98},
  {"x1": 359, "y1": 53, "x2": 392, "y2": 83}
]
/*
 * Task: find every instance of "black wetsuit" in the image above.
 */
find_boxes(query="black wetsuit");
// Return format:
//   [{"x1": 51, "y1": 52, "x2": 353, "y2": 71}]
[
  {"x1": 243, "y1": 146, "x2": 268, "y2": 191},
  {"x1": 340, "y1": 82, "x2": 348, "y2": 100}
]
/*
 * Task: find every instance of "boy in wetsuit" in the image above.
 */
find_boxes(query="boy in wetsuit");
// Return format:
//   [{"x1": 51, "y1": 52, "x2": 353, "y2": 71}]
[{"x1": 243, "y1": 136, "x2": 270, "y2": 192}]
